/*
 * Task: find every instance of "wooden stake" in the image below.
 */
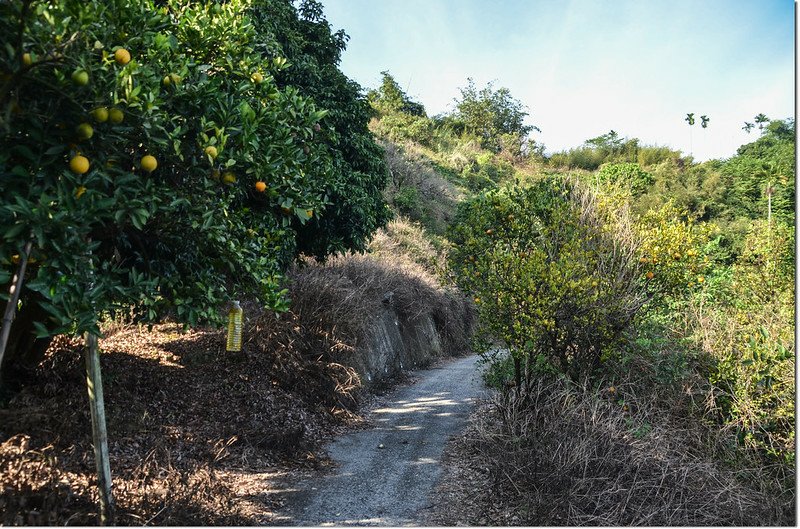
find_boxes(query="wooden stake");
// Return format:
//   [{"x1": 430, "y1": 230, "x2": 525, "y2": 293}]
[
  {"x1": 85, "y1": 331, "x2": 115, "y2": 525},
  {"x1": 0, "y1": 239, "x2": 33, "y2": 383}
]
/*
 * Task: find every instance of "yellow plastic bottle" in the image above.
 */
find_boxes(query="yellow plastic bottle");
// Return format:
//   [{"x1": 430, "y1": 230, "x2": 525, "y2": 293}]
[{"x1": 226, "y1": 300, "x2": 243, "y2": 352}]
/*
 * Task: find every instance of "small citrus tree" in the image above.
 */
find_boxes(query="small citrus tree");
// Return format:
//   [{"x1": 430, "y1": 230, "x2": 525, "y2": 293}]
[
  {"x1": 449, "y1": 177, "x2": 648, "y2": 385},
  {"x1": 635, "y1": 202, "x2": 716, "y2": 300}
]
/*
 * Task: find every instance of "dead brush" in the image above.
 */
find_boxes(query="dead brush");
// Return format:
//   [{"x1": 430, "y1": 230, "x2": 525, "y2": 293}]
[
  {"x1": 289, "y1": 252, "x2": 474, "y2": 359},
  {"x1": 244, "y1": 304, "x2": 363, "y2": 413},
  {"x1": 369, "y1": 218, "x2": 449, "y2": 277},
  {"x1": 114, "y1": 444, "x2": 250, "y2": 526},
  {"x1": 475, "y1": 377, "x2": 791, "y2": 526}
]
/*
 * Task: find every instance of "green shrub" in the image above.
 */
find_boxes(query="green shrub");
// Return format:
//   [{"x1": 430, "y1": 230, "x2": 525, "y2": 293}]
[
  {"x1": 374, "y1": 112, "x2": 434, "y2": 146},
  {"x1": 460, "y1": 152, "x2": 515, "y2": 192},
  {"x1": 477, "y1": 349, "x2": 516, "y2": 389},
  {"x1": 449, "y1": 177, "x2": 648, "y2": 384},
  {"x1": 637, "y1": 145, "x2": 681, "y2": 167},
  {"x1": 697, "y1": 220, "x2": 795, "y2": 465},
  {"x1": 393, "y1": 186, "x2": 422, "y2": 217},
  {"x1": 596, "y1": 162, "x2": 654, "y2": 195},
  {"x1": 548, "y1": 146, "x2": 606, "y2": 170}
]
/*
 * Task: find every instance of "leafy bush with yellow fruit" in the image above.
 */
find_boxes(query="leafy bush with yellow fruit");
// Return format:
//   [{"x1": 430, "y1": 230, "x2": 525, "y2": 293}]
[
  {"x1": 0, "y1": 0, "x2": 387, "y2": 373},
  {"x1": 449, "y1": 177, "x2": 649, "y2": 384},
  {"x1": 635, "y1": 202, "x2": 716, "y2": 299}
]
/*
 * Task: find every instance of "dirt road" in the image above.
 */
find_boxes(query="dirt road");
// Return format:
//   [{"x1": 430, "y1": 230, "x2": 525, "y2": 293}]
[{"x1": 274, "y1": 354, "x2": 486, "y2": 526}]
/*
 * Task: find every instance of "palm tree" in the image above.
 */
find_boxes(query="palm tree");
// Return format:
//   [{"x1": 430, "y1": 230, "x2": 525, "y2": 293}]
[
  {"x1": 700, "y1": 115, "x2": 710, "y2": 128},
  {"x1": 766, "y1": 181, "x2": 774, "y2": 226},
  {"x1": 685, "y1": 113, "x2": 696, "y2": 155},
  {"x1": 742, "y1": 122, "x2": 755, "y2": 133},
  {"x1": 754, "y1": 113, "x2": 769, "y2": 132}
]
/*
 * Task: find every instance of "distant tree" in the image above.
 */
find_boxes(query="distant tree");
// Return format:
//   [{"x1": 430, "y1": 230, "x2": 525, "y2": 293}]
[
  {"x1": 368, "y1": 71, "x2": 427, "y2": 117},
  {"x1": 685, "y1": 113, "x2": 696, "y2": 154},
  {"x1": 723, "y1": 118, "x2": 795, "y2": 225},
  {"x1": 700, "y1": 115, "x2": 710, "y2": 128},
  {"x1": 452, "y1": 78, "x2": 537, "y2": 153},
  {"x1": 755, "y1": 113, "x2": 769, "y2": 132},
  {"x1": 586, "y1": 130, "x2": 623, "y2": 151},
  {"x1": 583, "y1": 130, "x2": 639, "y2": 163},
  {"x1": 743, "y1": 122, "x2": 755, "y2": 134}
]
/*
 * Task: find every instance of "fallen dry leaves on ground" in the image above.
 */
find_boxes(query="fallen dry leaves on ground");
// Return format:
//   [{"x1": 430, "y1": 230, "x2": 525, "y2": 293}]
[{"x1": 0, "y1": 314, "x2": 364, "y2": 526}]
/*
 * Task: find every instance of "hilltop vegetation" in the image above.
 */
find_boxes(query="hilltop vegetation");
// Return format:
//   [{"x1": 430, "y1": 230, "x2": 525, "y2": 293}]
[{"x1": 370, "y1": 71, "x2": 794, "y2": 524}]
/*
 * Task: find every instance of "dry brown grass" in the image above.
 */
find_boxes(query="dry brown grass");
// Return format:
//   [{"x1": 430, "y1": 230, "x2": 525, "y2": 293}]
[
  {"x1": 0, "y1": 322, "x2": 343, "y2": 525},
  {"x1": 368, "y1": 218, "x2": 449, "y2": 278},
  {"x1": 381, "y1": 139, "x2": 465, "y2": 235},
  {"x1": 454, "y1": 377, "x2": 794, "y2": 526},
  {"x1": 289, "y1": 250, "x2": 474, "y2": 364}
]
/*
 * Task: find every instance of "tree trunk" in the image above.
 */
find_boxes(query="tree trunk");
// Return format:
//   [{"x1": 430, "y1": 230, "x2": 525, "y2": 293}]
[
  {"x1": 0, "y1": 293, "x2": 53, "y2": 384},
  {"x1": 513, "y1": 356, "x2": 522, "y2": 396}
]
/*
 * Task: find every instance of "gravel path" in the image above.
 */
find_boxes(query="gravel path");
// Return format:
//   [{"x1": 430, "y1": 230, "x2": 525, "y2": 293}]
[{"x1": 275, "y1": 355, "x2": 486, "y2": 526}]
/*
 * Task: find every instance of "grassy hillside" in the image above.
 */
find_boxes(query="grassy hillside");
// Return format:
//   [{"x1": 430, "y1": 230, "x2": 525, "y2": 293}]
[{"x1": 370, "y1": 72, "x2": 795, "y2": 524}]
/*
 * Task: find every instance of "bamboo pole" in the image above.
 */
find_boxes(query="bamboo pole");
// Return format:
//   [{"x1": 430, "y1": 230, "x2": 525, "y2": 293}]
[
  {"x1": 84, "y1": 238, "x2": 115, "y2": 525},
  {"x1": 0, "y1": 239, "x2": 33, "y2": 383},
  {"x1": 85, "y1": 329, "x2": 115, "y2": 524}
]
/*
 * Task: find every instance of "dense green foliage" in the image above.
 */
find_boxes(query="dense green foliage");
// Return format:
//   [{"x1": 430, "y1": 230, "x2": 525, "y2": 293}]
[
  {"x1": 720, "y1": 119, "x2": 794, "y2": 226},
  {"x1": 0, "y1": 0, "x2": 388, "y2": 372},
  {"x1": 252, "y1": 1, "x2": 391, "y2": 258},
  {"x1": 549, "y1": 130, "x2": 665, "y2": 170},
  {"x1": 368, "y1": 71, "x2": 436, "y2": 146},
  {"x1": 449, "y1": 78, "x2": 536, "y2": 154},
  {"x1": 595, "y1": 162, "x2": 654, "y2": 196}
]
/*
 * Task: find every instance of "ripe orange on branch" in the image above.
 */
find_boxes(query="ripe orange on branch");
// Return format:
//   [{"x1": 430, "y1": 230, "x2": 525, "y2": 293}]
[
  {"x1": 114, "y1": 48, "x2": 131, "y2": 65},
  {"x1": 69, "y1": 155, "x2": 90, "y2": 174},
  {"x1": 140, "y1": 155, "x2": 158, "y2": 173}
]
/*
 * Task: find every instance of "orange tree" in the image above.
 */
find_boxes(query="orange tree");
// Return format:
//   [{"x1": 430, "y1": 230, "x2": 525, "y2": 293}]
[
  {"x1": 249, "y1": 0, "x2": 391, "y2": 258},
  {"x1": 635, "y1": 202, "x2": 716, "y2": 300},
  {"x1": 0, "y1": 0, "x2": 388, "y2": 374},
  {"x1": 449, "y1": 177, "x2": 649, "y2": 385}
]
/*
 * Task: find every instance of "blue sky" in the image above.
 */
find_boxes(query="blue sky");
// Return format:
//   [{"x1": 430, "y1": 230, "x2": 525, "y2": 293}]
[{"x1": 320, "y1": 0, "x2": 794, "y2": 161}]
